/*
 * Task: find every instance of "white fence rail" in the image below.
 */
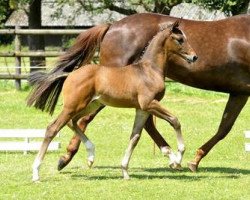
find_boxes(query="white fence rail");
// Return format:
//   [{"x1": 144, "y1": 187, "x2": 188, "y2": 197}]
[{"x1": 0, "y1": 129, "x2": 60, "y2": 154}]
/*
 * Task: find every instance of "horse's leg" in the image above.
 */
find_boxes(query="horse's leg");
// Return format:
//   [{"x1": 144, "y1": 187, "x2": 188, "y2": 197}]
[
  {"x1": 188, "y1": 94, "x2": 248, "y2": 172},
  {"x1": 32, "y1": 110, "x2": 72, "y2": 182},
  {"x1": 58, "y1": 106, "x2": 105, "y2": 170},
  {"x1": 121, "y1": 109, "x2": 149, "y2": 179},
  {"x1": 144, "y1": 115, "x2": 173, "y2": 157},
  {"x1": 145, "y1": 100, "x2": 184, "y2": 169}
]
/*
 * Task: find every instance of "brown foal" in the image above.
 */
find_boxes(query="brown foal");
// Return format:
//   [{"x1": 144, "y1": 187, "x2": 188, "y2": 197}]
[{"x1": 31, "y1": 22, "x2": 197, "y2": 181}]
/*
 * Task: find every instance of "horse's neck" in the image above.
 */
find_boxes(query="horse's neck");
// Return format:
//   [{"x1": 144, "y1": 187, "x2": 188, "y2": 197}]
[{"x1": 141, "y1": 31, "x2": 167, "y2": 73}]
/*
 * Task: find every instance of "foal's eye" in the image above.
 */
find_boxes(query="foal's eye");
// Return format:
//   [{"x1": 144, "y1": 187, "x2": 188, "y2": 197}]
[{"x1": 177, "y1": 38, "x2": 184, "y2": 45}]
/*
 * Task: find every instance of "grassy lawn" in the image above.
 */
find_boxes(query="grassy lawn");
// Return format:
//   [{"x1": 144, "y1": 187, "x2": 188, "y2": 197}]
[{"x1": 0, "y1": 80, "x2": 249, "y2": 200}]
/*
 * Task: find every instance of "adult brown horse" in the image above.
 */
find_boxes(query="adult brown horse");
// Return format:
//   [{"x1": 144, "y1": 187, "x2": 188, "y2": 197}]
[
  {"x1": 28, "y1": 13, "x2": 250, "y2": 172},
  {"x1": 30, "y1": 22, "x2": 197, "y2": 181}
]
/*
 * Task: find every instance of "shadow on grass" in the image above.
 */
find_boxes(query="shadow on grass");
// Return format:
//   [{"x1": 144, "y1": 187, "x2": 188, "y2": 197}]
[
  {"x1": 65, "y1": 165, "x2": 205, "y2": 181},
  {"x1": 61, "y1": 165, "x2": 250, "y2": 181},
  {"x1": 70, "y1": 173, "x2": 206, "y2": 181},
  {"x1": 197, "y1": 167, "x2": 250, "y2": 175}
]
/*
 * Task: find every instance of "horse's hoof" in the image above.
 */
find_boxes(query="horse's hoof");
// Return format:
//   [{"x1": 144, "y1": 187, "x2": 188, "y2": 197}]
[
  {"x1": 187, "y1": 161, "x2": 198, "y2": 172},
  {"x1": 57, "y1": 157, "x2": 68, "y2": 171},
  {"x1": 87, "y1": 160, "x2": 94, "y2": 168}
]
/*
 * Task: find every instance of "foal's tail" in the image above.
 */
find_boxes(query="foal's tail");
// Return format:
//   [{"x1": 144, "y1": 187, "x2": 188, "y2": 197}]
[{"x1": 27, "y1": 24, "x2": 111, "y2": 115}]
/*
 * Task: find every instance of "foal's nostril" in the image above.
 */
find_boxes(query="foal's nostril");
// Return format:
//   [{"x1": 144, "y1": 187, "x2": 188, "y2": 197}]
[{"x1": 193, "y1": 55, "x2": 198, "y2": 62}]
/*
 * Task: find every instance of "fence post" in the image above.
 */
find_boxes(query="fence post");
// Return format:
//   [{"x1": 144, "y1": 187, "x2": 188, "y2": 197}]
[{"x1": 15, "y1": 26, "x2": 21, "y2": 90}]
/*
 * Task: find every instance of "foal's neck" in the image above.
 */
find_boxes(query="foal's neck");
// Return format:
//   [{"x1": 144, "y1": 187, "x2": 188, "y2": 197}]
[{"x1": 141, "y1": 30, "x2": 169, "y2": 73}]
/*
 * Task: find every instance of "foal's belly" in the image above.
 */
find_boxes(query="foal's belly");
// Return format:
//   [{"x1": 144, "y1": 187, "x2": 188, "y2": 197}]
[{"x1": 97, "y1": 95, "x2": 140, "y2": 108}]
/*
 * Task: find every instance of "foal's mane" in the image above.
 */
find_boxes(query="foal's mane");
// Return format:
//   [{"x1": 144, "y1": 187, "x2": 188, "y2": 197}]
[{"x1": 139, "y1": 20, "x2": 182, "y2": 62}]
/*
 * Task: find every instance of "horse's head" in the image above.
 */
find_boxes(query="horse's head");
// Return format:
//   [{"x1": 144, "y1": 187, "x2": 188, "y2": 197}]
[{"x1": 163, "y1": 20, "x2": 198, "y2": 64}]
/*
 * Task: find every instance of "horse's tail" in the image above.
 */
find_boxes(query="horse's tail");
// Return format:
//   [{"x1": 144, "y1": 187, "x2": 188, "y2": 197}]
[{"x1": 27, "y1": 24, "x2": 111, "y2": 115}]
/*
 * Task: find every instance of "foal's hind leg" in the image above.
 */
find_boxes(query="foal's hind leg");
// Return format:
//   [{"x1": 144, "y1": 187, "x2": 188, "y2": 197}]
[
  {"x1": 121, "y1": 109, "x2": 149, "y2": 179},
  {"x1": 58, "y1": 106, "x2": 105, "y2": 171},
  {"x1": 68, "y1": 101, "x2": 104, "y2": 168},
  {"x1": 32, "y1": 110, "x2": 72, "y2": 182},
  {"x1": 144, "y1": 115, "x2": 173, "y2": 157},
  {"x1": 145, "y1": 100, "x2": 184, "y2": 169}
]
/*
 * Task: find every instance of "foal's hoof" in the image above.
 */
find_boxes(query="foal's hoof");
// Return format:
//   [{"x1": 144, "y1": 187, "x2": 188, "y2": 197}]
[
  {"x1": 169, "y1": 163, "x2": 183, "y2": 171},
  {"x1": 123, "y1": 175, "x2": 130, "y2": 180},
  {"x1": 174, "y1": 164, "x2": 183, "y2": 171},
  {"x1": 187, "y1": 161, "x2": 198, "y2": 172},
  {"x1": 122, "y1": 171, "x2": 130, "y2": 180},
  {"x1": 57, "y1": 157, "x2": 69, "y2": 171},
  {"x1": 32, "y1": 178, "x2": 40, "y2": 183},
  {"x1": 32, "y1": 175, "x2": 40, "y2": 182},
  {"x1": 87, "y1": 160, "x2": 94, "y2": 168}
]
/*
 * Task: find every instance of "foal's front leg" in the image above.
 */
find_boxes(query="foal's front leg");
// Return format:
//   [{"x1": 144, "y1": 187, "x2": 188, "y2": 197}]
[
  {"x1": 145, "y1": 100, "x2": 185, "y2": 169},
  {"x1": 121, "y1": 109, "x2": 149, "y2": 179}
]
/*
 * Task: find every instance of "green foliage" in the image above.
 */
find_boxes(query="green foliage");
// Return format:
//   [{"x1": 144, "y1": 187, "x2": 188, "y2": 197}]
[
  {"x1": 187, "y1": 0, "x2": 250, "y2": 15},
  {"x1": 0, "y1": 1, "x2": 12, "y2": 25},
  {"x1": 0, "y1": 1, "x2": 14, "y2": 44},
  {"x1": 9, "y1": 0, "x2": 31, "y2": 9}
]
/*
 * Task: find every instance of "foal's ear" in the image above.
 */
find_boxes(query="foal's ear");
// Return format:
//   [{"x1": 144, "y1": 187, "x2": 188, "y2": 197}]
[
  {"x1": 172, "y1": 20, "x2": 180, "y2": 28},
  {"x1": 170, "y1": 19, "x2": 181, "y2": 32},
  {"x1": 159, "y1": 18, "x2": 182, "y2": 32}
]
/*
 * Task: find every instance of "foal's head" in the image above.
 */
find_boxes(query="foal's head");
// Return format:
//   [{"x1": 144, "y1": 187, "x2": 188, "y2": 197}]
[
  {"x1": 141, "y1": 20, "x2": 197, "y2": 72},
  {"x1": 163, "y1": 21, "x2": 198, "y2": 65}
]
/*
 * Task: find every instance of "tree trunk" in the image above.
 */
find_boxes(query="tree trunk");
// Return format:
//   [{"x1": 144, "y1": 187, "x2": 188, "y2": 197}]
[{"x1": 28, "y1": 0, "x2": 45, "y2": 72}]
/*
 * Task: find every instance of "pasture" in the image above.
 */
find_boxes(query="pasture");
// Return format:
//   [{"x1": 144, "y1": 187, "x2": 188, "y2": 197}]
[{"x1": 0, "y1": 80, "x2": 249, "y2": 200}]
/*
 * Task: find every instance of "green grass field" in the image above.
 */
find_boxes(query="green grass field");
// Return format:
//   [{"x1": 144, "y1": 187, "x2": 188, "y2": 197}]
[{"x1": 0, "y1": 80, "x2": 249, "y2": 200}]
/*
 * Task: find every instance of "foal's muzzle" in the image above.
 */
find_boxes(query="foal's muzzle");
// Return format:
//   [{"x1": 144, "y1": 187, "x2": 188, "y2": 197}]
[{"x1": 185, "y1": 54, "x2": 198, "y2": 63}]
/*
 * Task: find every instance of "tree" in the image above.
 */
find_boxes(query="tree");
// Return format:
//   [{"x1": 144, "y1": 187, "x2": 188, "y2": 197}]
[
  {"x1": 0, "y1": 1, "x2": 14, "y2": 44},
  {"x1": 10, "y1": 0, "x2": 45, "y2": 72},
  {"x1": 28, "y1": 0, "x2": 45, "y2": 71},
  {"x1": 53, "y1": 0, "x2": 182, "y2": 16},
  {"x1": 54, "y1": 0, "x2": 250, "y2": 17},
  {"x1": 102, "y1": 0, "x2": 183, "y2": 15},
  {"x1": 187, "y1": 0, "x2": 250, "y2": 15},
  {"x1": 0, "y1": 1, "x2": 13, "y2": 26}
]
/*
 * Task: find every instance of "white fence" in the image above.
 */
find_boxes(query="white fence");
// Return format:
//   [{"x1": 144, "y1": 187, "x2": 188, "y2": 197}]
[{"x1": 0, "y1": 129, "x2": 60, "y2": 154}]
